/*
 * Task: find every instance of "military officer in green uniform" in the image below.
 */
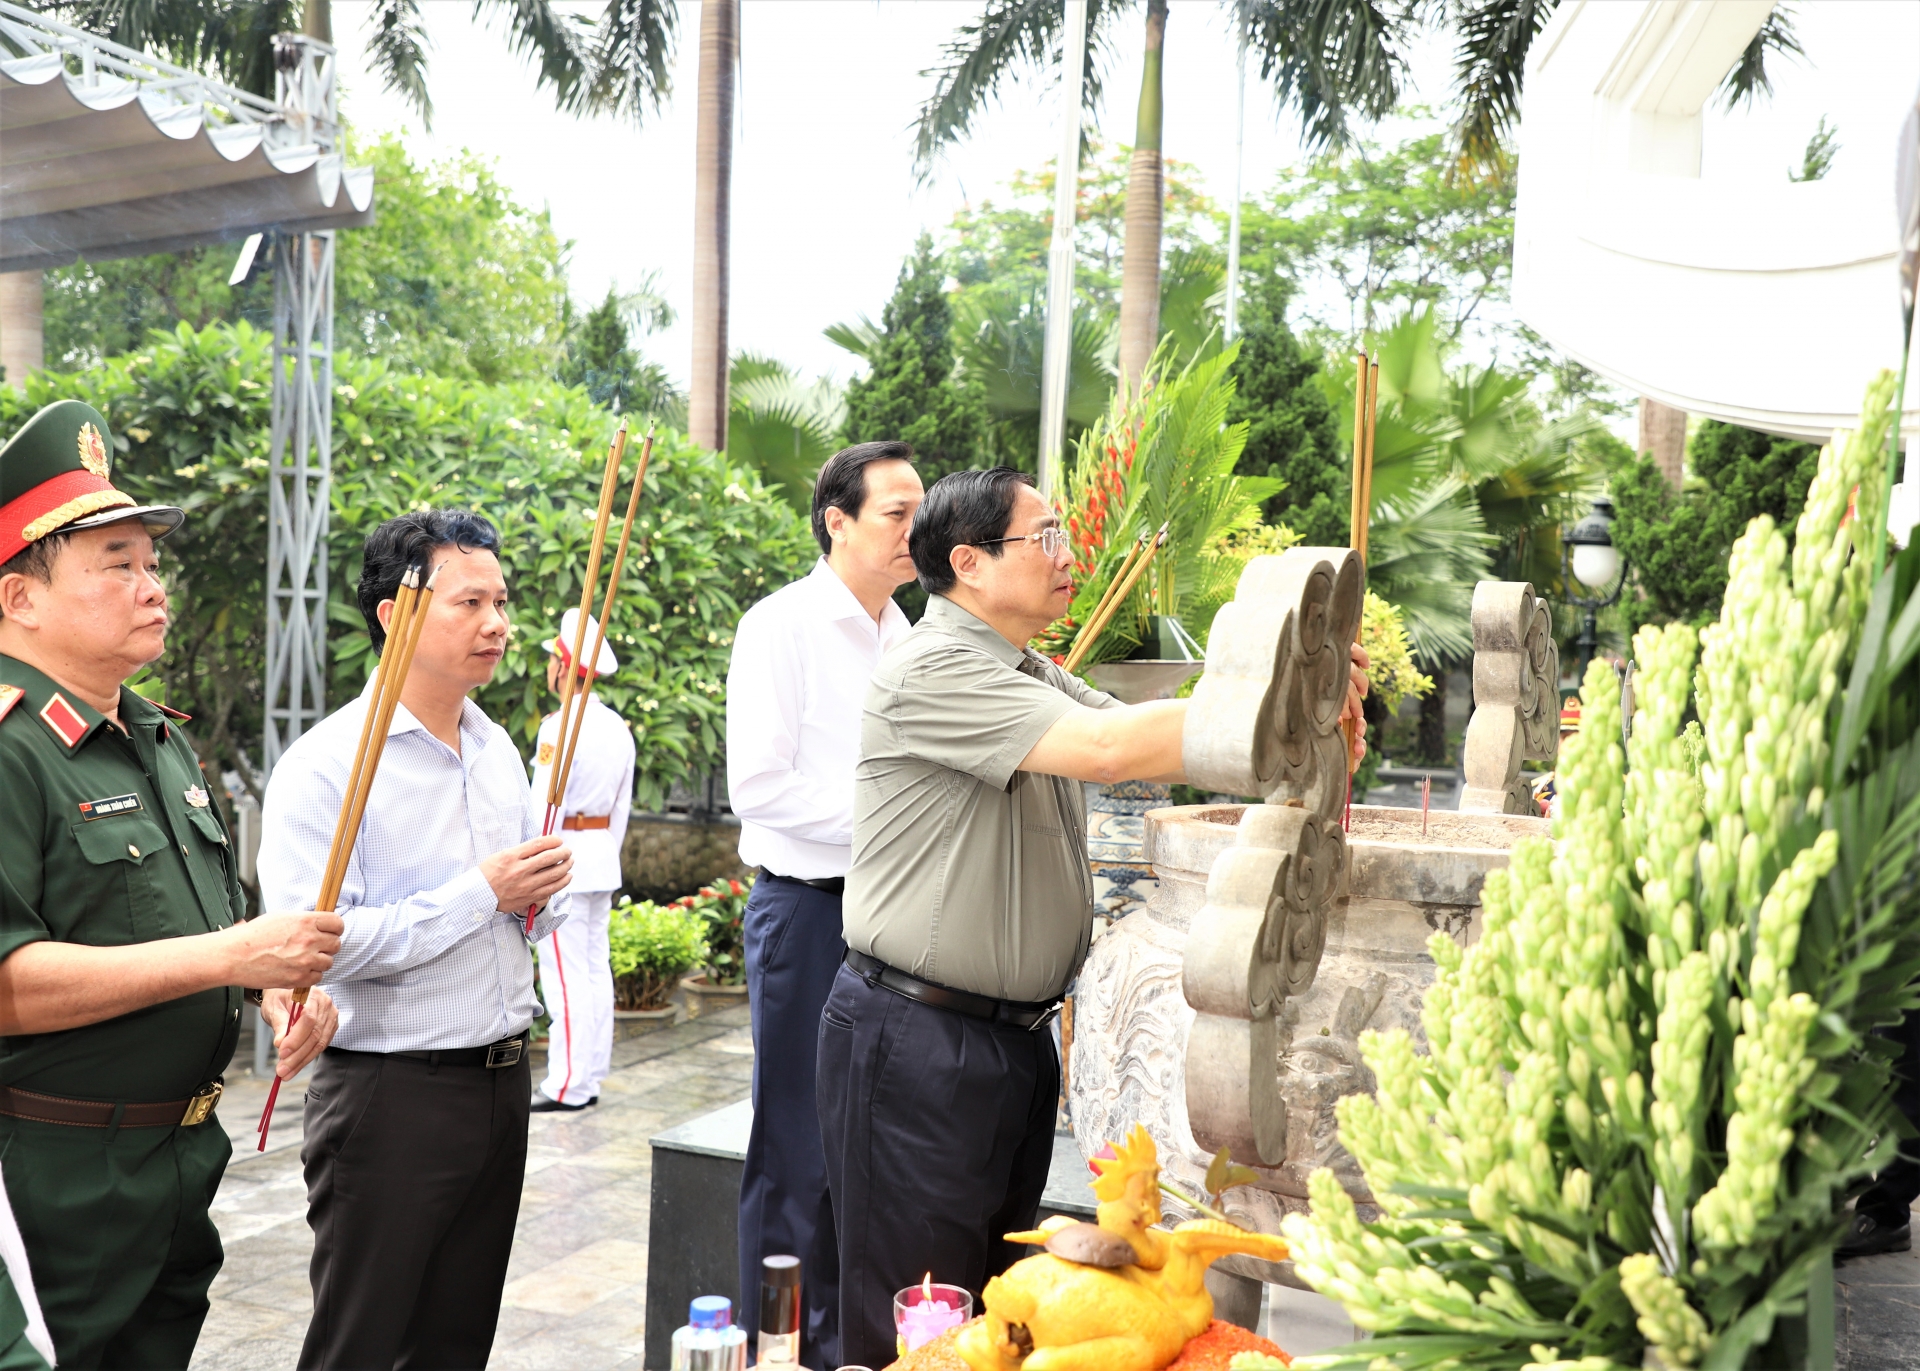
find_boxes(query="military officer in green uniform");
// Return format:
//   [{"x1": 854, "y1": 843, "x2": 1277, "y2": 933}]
[{"x1": 0, "y1": 400, "x2": 346, "y2": 1369}]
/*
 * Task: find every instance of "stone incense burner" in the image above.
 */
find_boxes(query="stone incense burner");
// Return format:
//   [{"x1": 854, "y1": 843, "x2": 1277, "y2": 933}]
[{"x1": 1064, "y1": 549, "x2": 1558, "y2": 1296}]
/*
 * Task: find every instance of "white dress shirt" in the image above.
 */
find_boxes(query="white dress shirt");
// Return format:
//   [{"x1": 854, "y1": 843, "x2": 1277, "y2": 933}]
[
  {"x1": 528, "y1": 693, "x2": 636, "y2": 893},
  {"x1": 259, "y1": 685, "x2": 565, "y2": 1053},
  {"x1": 727, "y1": 557, "x2": 911, "y2": 879}
]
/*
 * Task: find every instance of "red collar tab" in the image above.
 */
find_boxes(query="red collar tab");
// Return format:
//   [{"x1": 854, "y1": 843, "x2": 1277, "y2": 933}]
[
  {"x1": 38, "y1": 691, "x2": 91, "y2": 749},
  {"x1": 0, "y1": 684, "x2": 22, "y2": 726},
  {"x1": 156, "y1": 702, "x2": 192, "y2": 722}
]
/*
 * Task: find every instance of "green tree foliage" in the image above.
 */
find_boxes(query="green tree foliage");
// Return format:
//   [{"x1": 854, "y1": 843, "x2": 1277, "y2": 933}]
[
  {"x1": 1238, "y1": 126, "x2": 1515, "y2": 342},
  {"x1": 944, "y1": 141, "x2": 1217, "y2": 316},
  {"x1": 1224, "y1": 273, "x2": 1347, "y2": 546},
  {"x1": 727, "y1": 355, "x2": 847, "y2": 510},
  {"x1": 1790, "y1": 115, "x2": 1839, "y2": 182},
  {"x1": 558, "y1": 280, "x2": 681, "y2": 418},
  {"x1": 0, "y1": 322, "x2": 815, "y2": 811},
  {"x1": 1609, "y1": 417, "x2": 1823, "y2": 624},
  {"x1": 41, "y1": 137, "x2": 572, "y2": 383},
  {"x1": 841, "y1": 235, "x2": 990, "y2": 481}
]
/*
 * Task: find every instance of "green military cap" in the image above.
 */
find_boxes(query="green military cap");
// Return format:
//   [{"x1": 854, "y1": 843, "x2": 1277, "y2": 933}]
[{"x1": 0, "y1": 400, "x2": 184, "y2": 567}]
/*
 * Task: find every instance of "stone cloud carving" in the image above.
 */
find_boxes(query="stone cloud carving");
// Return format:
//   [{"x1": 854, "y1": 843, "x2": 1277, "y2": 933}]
[
  {"x1": 1182, "y1": 548, "x2": 1363, "y2": 819},
  {"x1": 1183, "y1": 804, "x2": 1344, "y2": 1167},
  {"x1": 1458, "y1": 581, "x2": 1559, "y2": 815}
]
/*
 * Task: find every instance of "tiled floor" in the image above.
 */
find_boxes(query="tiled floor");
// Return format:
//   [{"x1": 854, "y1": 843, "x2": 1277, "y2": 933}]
[{"x1": 190, "y1": 1006, "x2": 755, "y2": 1371}]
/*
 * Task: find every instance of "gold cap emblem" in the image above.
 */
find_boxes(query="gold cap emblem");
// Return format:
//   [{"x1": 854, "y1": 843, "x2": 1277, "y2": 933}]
[{"x1": 77, "y1": 423, "x2": 109, "y2": 479}]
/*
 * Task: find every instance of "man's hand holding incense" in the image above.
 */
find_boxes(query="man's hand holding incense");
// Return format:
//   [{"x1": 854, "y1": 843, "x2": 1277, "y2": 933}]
[
  {"x1": 1342, "y1": 641, "x2": 1371, "y2": 766},
  {"x1": 261, "y1": 987, "x2": 339, "y2": 1078},
  {"x1": 482, "y1": 836, "x2": 574, "y2": 914},
  {"x1": 226, "y1": 911, "x2": 345, "y2": 989}
]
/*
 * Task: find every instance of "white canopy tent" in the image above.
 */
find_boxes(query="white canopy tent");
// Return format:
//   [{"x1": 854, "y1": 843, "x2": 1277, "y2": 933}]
[
  {"x1": 1513, "y1": 0, "x2": 1918, "y2": 444},
  {"x1": 0, "y1": 4, "x2": 371, "y2": 273}
]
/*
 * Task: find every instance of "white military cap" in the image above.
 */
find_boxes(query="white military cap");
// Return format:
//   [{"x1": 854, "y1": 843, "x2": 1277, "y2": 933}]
[{"x1": 546, "y1": 607, "x2": 619, "y2": 676}]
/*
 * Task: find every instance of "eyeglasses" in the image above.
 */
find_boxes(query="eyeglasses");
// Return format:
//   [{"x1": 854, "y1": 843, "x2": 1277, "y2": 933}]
[{"x1": 974, "y1": 527, "x2": 1072, "y2": 559}]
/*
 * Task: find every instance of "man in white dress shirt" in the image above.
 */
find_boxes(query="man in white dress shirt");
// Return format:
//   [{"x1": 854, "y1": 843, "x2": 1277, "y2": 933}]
[
  {"x1": 726, "y1": 441, "x2": 923, "y2": 1367},
  {"x1": 529, "y1": 608, "x2": 636, "y2": 1112},
  {"x1": 260, "y1": 510, "x2": 576, "y2": 1371}
]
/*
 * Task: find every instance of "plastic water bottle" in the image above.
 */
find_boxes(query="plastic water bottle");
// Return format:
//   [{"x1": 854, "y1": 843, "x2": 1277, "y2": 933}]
[{"x1": 672, "y1": 1295, "x2": 747, "y2": 1371}]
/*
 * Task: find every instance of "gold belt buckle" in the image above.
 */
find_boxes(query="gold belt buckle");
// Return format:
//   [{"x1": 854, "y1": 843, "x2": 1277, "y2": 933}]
[
  {"x1": 484, "y1": 1038, "x2": 524, "y2": 1069},
  {"x1": 180, "y1": 1081, "x2": 222, "y2": 1126}
]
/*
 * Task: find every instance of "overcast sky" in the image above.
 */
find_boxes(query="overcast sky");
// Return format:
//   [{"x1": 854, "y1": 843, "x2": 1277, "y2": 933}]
[{"x1": 327, "y1": 1, "x2": 1919, "y2": 388}]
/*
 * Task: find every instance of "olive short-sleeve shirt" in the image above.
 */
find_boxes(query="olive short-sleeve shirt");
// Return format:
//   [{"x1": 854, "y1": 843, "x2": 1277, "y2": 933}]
[
  {"x1": 0, "y1": 655, "x2": 244, "y2": 1102},
  {"x1": 842, "y1": 594, "x2": 1120, "y2": 1003}
]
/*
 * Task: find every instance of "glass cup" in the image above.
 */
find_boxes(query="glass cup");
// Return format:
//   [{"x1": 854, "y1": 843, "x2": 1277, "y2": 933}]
[{"x1": 893, "y1": 1283, "x2": 974, "y2": 1355}]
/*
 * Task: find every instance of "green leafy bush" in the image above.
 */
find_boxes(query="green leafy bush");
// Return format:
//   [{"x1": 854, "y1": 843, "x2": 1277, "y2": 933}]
[
  {"x1": 608, "y1": 898, "x2": 710, "y2": 1010},
  {"x1": 0, "y1": 321, "x2": 816, "y2": 809}
]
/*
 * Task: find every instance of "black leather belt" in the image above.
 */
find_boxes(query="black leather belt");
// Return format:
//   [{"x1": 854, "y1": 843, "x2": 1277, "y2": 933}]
[
  {"x1": 327, "y1": 1033, "x2": 528, "y2": 1070},
  {"x1": 844, "y1": 949, "x2": 1061, "y2": 1032},
  {"x1": 761, "y1": 869, "x2": 845, "y2": 896}
]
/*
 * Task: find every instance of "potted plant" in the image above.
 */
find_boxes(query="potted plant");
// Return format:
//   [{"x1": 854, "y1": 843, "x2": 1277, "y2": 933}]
[
  {"x1": 675, "y1": 877, "x2": 754, "y2": 1019},
  {"x1": 608, "y1": 897, "x2": 709, "y2": 1035}
]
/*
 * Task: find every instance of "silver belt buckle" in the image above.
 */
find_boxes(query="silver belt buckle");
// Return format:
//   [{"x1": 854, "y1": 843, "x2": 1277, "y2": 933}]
[{"x1": 485, "y1": 1037, "x2": 523, "y2": 1069}]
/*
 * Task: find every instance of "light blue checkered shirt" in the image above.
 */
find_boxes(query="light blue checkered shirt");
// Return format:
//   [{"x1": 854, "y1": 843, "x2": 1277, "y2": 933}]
[{"x1": 259, "y1": 685, "x2": 566, "y2": 1053}]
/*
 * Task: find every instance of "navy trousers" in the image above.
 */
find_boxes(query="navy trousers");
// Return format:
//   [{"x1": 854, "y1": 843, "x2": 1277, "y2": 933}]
[
  {"x1": 739, "y1": 877, "x2": 845, "y2": 1368},
  {"x1": 1858, "y1": 1006, "x2": 1920, "y2": 1227},
  {"x1": 815, "y1": 962, "x2": 1060, "y2": 1371}
]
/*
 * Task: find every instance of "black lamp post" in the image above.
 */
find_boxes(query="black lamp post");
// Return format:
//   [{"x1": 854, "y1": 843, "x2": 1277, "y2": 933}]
[{"x1": 1561, "y1": 496, "x2": 1627, "y2": 681}]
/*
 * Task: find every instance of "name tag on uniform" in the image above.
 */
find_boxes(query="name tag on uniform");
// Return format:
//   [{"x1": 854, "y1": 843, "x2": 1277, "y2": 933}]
[{"x1": 77, "y1": 793, "x2": 143, "y2": 821}]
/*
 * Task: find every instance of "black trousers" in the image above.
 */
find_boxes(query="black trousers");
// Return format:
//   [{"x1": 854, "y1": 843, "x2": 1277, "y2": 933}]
[
  {"x1": 1859, "y1": 1005, "x2": 1920, "y2": 1227},
  {"x1": 298, "y1": 1046, "x2": 531, "y2": 1370},
  {"x1": 816, "y1": 963, "x2": 1059, "y2": 1371},
  {"x1": 738, "y1": 878, "x2": 845, "y2": 1368}
]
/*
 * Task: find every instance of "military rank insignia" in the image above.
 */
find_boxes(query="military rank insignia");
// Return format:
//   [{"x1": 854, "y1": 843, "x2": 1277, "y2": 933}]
[
  {"x1": 78, "y1": 793, "x2": 143, "y2": 821},
  {"x1": 38, "y1": 692, "x2": 89, "y2": 748},
  {"x1": 537, "y1": 741, "x2": 555, "y2": 766},
  {"x1": 0, "y1": 684, "x2": 22, "y2": 725}
]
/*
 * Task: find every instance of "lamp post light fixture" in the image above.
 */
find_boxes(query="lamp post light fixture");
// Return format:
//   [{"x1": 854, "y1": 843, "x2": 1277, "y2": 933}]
[{"x1": 1561, "y1": 495, "x2": 1627, "y2": 681}]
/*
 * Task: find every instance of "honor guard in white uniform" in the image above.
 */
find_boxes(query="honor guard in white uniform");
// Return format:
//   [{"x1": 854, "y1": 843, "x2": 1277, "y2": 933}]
[{"x1": 529, "y1": 609, "x2": 636, "y2": 1111}]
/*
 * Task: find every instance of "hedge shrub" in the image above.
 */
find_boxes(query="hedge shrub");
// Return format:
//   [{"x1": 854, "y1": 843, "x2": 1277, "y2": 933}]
[{"x1": 0, "y1": 322, "x2": 816, "y2": 809}]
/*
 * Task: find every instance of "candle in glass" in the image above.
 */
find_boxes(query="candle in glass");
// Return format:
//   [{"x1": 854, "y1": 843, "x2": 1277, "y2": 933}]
[{"x1": 893, "y1": 1276, "x2": 972, "y2": 1354}]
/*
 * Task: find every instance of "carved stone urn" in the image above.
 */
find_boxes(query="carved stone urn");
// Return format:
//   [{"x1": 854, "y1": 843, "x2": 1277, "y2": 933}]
[
  {"x1": 1083, "y1": 660, "x2": 1204, "y2": 919},
  {"x1": 1069, "y1": 802, "x2": 1544, "y2": 1231},
  {"x1": 1066, "y1": 553, "x2": 1551, "y2": 1286}
]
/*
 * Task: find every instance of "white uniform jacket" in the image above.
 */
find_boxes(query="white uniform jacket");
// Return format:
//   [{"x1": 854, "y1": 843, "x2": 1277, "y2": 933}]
[{"x1": 529, "y1": 693, "x2": 636, "y2": 894}]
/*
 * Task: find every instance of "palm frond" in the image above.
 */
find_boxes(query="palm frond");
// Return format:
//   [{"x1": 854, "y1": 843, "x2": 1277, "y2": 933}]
[
  {"x1": 910, "y1": 0, "x2": 1126, "y2": 181},
  {"x1": 366, "y1": 0, "x2": 433, "y2": 127},
  {"x1": 50, "y1": 0, "x2": 299, "y2": 97},
  {"x1": 1236, "y1": 0, "x2": 1410, "y2": 151},
  {"x1": 1718, "y1": 4, "x2": 1802, "y2": 111},
  {"x1": 1366, "y1": 476, "x2": 1495, "y2": 663},
  {"x1": 580, "y1": 0, "x2": 676, "y2": 122},
  {"x1": 727, "y1": 356, "x2": 847, "y2": 510},
  {"x1": 823, "y1": 315, "x2": 883, "y2": 362},
  {"x1": 1157, "y1": 244, "x2": 1226, "y2": 368},
  {"x1": 476, "y1": 0, "x2": 600, "y2": 116},
  {"x1": 1445, "y1": 0, "x2": 1550, "y2": 179}
]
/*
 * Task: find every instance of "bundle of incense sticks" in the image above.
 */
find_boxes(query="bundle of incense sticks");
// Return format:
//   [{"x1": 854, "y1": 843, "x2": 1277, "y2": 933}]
[
  {"x1": 1343, "y1": 352, "x2": 1381, "y2": 830},
  {"x1": 256, "y1": 560, "x2": 440, "y2": 1150},
  {"x1": 1062, "y1": 523, "x2": 1170, "y2": 675},
  {"x1": 527, "y1": 421, "x2": 657, "y2": 934}
]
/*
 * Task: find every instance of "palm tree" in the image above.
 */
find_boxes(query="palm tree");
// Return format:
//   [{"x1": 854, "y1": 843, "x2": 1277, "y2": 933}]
[
  {"x1": 688, "y1": 0, "x2": 736, "y2": 452},
  {"x1": 914, "y1": 0, "x2": 1801, "y2": 393}
]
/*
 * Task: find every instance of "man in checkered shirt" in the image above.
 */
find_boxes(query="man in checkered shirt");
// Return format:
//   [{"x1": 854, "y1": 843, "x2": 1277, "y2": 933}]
[{"x1": 260, "y1": 509, "x2": 576, "y2": 1371}]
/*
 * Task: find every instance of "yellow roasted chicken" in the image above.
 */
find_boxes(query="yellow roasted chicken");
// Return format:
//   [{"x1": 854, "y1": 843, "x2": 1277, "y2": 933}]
[{"x1": 954, "y1": 1127, "x2": 1288, "y2": 1371}]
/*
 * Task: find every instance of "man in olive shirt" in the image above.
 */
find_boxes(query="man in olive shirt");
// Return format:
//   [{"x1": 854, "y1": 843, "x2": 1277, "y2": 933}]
[
  {"x1": 0, "y1": 401, "x2": 342, "y2": 1369},
  {"x1": 818, "y1": 467, "x2": 1193, "y2": 1367}
]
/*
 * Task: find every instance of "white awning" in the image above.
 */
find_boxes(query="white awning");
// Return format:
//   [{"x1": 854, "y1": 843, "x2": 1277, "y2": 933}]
[{"x1": 0, "y1": 8, "x2": 372, "y2": 274}]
